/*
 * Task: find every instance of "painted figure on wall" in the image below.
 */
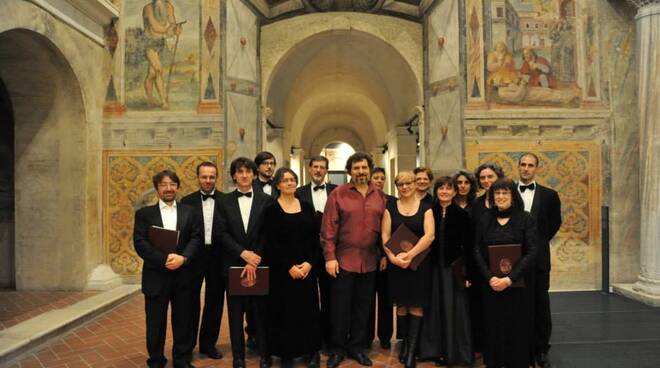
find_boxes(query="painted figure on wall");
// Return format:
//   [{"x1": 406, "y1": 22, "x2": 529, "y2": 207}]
[
  {"x1": 487, "y1": 42, "x2": 517, "y2": 87},
  {"x1": 124, "y1": 0, "x2": 199, "y2": 111},
  {"x1": 142, "y1": 0, "x2": 182, "y2": 110},
  {"x1": 482, "y1": 0, "x2": 585, "y2": 107}
]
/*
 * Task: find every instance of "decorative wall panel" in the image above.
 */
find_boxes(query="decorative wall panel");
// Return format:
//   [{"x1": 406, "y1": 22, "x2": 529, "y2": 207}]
[
  {"x1": 103, "y1": 149, "x2": 223, "y2": 277},
  {"x1": 466, "y1": 141, "x2": 602, "y2": 290}
]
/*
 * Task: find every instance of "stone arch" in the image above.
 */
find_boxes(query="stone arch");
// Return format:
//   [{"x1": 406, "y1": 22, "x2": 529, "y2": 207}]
[
  {"x1": 0, "y1": 28, "x2": 89, "y2": 289},
  {"x1": 261, "y1": 13, "x2": 422, "y2": 161}
]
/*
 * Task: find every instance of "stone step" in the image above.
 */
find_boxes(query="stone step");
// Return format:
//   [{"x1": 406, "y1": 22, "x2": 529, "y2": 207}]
[{"x1": 0, "y1": 284, "x2": 140, "y2": 366}]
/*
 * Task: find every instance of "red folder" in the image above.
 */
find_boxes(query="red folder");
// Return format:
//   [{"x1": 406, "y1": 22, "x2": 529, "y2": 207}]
[
  {"x1": 228, "y1": 266, "x2": 270, "y2": 295},
  {"x1": 384, "y1": 224, "x2": 430, "y2": 271},
  {"x1": 148, "y1": 226, "x2": 179, "y2": 254},
  {"x1": 488, "y1": 244, "x2": 524, "y2": 287}
]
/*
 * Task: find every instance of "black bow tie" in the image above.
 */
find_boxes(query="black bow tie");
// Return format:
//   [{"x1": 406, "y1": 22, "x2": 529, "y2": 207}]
[
  {"x1": 313, "y1": 184, "x2": 326, "y2": 192},
  {"x1": 262, "y1": 180, "x2": 273, "y2": 186},
  {"x1": 519, "y1": 183, "x2": 536, "y2": 192},
  {"x1": 201, "y1": 193, "x2": 214, "y2": 201},
  {"x1": 237, "y1": 191, "x2": 252, "y2": 198}
]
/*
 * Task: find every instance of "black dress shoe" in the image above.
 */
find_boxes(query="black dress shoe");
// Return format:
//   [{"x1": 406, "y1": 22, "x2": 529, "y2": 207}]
[
  {"x1": 246, "y1": 335, "x2": 258, "y2": 350},
  {"x1": 347, "y1": 352, "x2": 372, "y2": 366},
  {"x1": 536, "y1": 352, "x2": 552, "y2": 368},
  {"x1": 200, "y1": 347, "x2": 223, "y2": 359},
  {"x1": 327, "y1": 354, "x2": 344, "y2": 368},
  {"x1": 173, "y1": 361, "x2": 195, "y2": 368},
  {"x1": 232, "y1": 359, "x2": 246, "y2": 368},
  {"x1": 260, "y1": 356, "x2": 272, "y2": 368},
  {"x1": 379, "y1": 340, "x2": 391, "y2": 350}
]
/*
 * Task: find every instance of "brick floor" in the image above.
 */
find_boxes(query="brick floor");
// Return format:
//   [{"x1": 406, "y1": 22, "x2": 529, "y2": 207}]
[
  {"x1": 0, "y1": 290, "x2": 99, "y2": 330},
  {"x1": 6, "y1": 292, "x2": 478, "y2": 368}
]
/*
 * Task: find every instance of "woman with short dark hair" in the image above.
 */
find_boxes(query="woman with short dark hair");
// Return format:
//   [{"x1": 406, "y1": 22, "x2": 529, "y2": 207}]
[
  {"x1": 263, "y1": 168, "x2": 321, "y2": 368},
  {"x1": 419, "y1": 176, "x2": 473, "y2": 366},
  {"x1": 473, "y1": 178, "x2": 538, "y2": 368}
]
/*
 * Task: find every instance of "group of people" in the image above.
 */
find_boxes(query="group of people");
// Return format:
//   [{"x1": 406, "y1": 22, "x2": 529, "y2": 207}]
[{"x1": 133, "y1": 150, "x2": 561, "y2": 368}]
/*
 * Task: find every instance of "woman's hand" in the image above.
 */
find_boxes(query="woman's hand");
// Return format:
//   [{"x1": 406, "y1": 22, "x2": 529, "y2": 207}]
[
  {"x1": 289, "y1": 265, "x2": 304, "y2": 279},
  {"x1": 396, "y1": 252, "x2": 411, "y2": 269},
  {"x1": 298, "y1": 262, "x2": 312, "y2": 279}
]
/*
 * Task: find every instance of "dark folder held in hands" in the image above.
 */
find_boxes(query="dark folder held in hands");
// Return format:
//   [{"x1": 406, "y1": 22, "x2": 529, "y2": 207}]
[
  {"x1": 228, "y1": 266, "x2": 270, "y2": 295},
  {"x1": 384, "y1": 223, "x2": 430, "y2": 271},
  {"x1": 488, "y1": 243, "x2": 524, "y2": 287},
  {"x1": 148, "y1": 225, "x2": 179, "y2": 254}
]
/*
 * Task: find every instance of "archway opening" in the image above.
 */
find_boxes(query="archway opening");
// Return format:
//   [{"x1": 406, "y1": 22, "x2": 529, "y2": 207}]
[
  {"x1": 321, "y1": 142, "x2": 356, "y2": 185},
  {"x1": 0, "y1": 78, "x2": 15, "y2": 289},
  {"x1": 0, "y1": 29, "x2": 87, "y2": 290},
  {"x1": 265, "y1": 28, "x2": 421, "y2": 171}
]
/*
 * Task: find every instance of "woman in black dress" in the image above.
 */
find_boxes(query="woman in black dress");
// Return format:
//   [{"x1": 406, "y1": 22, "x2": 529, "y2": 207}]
[
  {"x1": 381, "y1": 171, "x2": 435, "y2": 368},
  {"x1": 473, "y1": 178, "x2": 538, "y2": 368},
  {"x1": 470, "y1": 163, "x2": 505, "y2": 358},
  {"x1": 419, "y1": 176, "x2": 473, "y2": 366},
  {"x1": 263, "y1": 168, "x2": 321, "y2": 368}
]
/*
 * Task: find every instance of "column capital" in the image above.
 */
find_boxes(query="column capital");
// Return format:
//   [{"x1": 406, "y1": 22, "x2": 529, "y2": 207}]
[
  {"x1": 627, "y1": 0, "x2": 660, "y2": 19},
  {"x1": 627, "y1": 0, "x2": 660, "y2": 8}
]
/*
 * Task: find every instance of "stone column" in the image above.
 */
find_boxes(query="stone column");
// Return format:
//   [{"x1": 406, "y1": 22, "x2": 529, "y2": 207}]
[{"x1": 614, "y1": 1, "x2": 660, "y2": 306}]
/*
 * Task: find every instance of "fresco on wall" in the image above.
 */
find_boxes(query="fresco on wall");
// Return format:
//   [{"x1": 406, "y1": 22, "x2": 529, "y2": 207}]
[
  {"x1": 482, "y1": 0, "x2": 585, "y2": 107},
  {"x1": 123, "y1": 0, "x2": 200, "y2": 111}
]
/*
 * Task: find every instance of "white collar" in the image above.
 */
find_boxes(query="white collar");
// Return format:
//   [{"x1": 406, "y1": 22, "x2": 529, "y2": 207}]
[{"x1": 159, "y1": 199, "x2": 177, "y2": 209}]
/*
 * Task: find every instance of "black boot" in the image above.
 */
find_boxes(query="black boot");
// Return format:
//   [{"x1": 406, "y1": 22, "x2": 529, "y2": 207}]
[
  {"x1": 397, "y1": 314, "x2": 409, "y2": 363},
  {"x1": 404, "y1": 316, "x2": 422, "y2": 368}
]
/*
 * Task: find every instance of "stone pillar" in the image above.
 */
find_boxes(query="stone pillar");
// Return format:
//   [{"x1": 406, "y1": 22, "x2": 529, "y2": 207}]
[{"x1": 614, "y1": 1, "x2": 660, "y2": 306}]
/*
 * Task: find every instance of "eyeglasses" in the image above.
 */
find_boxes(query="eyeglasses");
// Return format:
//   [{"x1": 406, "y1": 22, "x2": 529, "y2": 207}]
[
  {"x1": 396, "y1": 182, "x2": 414, "y2": 187},
  {"x1": 261, "y1": 161, "x2": 276, "y2": 166}
]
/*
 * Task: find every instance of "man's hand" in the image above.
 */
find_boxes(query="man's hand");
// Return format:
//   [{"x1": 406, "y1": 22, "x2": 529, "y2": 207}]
[
  {"x1": 379, "y1": 256, "x2": 388, "y2": 271},
  {"x1": 325, "y1": 260, "x2": 339, "y2": 278},
  {"x1": 240, "y1": 250, "x2": 261, "y2": 267},
  {"x1": 299, "y1": 262, "x2": 312, "y2": 279},
  {"x1": 489, "y1": 276, "x2": 512, "y2": 292},
  {"x1": 165, "y1": 253, "x2": 185, "y2": 270},
  {"x1": 289, "y1": 265, "x2": 305, "y2": 279},
  {"x1": 241, "y1": 264, "x2": 257, "y2": 281}
]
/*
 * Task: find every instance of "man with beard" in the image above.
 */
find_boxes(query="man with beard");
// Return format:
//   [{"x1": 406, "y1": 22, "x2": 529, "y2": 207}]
[
  {"x1": 142, "y1": 0, "x2": 182, "y2": 110},
  {"x1": 321, "y1": 152, "x2": 387, "y2": 367},
  {"x1": 295, "y1": 155, "x2": 337, "y2": 351},
  {"x1": 134, "y1": 170, "x2": 201, "y2": 368},
  {"x1": 181, "y1": 162, "x2": 224, "y2": 360}
]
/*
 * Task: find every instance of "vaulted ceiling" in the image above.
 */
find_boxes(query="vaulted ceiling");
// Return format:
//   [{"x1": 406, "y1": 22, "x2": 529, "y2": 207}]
[{"x1": 249, "y1": 0, "x2": 432, "y2": 23}]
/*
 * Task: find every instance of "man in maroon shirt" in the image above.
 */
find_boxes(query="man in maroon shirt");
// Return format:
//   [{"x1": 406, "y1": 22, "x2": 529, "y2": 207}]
[{"x1": 321, "y1": 152, "x2": 387, "y2": 368}]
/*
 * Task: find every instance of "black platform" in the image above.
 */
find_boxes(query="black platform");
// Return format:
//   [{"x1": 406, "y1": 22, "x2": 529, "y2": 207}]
[{"x1": 550, "y1": 291, "x2": 660, "y2": 368}]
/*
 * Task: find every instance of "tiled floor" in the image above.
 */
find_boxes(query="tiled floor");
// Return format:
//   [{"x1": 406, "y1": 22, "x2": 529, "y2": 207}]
[
  {"x1": 5, "y1": 291, "x2": 660, "y2": 367},
  {"x1": 0, "y1": 290, "x2": 98, "y2": 330},
  {"x1": 5, "y1": 293, "x2": 444, "y2": 368}
]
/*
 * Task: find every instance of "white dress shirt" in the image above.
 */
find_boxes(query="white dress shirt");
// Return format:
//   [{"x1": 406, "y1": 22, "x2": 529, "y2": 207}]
[
  {"x1": 518, "y1": 181, "x2": 536, "y2": 213},
  {"x1": 159, "y1": 199, "x2": 178, "y2": 231},
  {"x1": 311, "y1": 183, "x2": 328, "y2": 212},
  {"x1": 201, "y1": 191, "x2": 215, "y2": 245},
  {"x1": 237, "y1": 190, "x2": 253, "y2": 233},
  {"x1": 262, "y1": 183, "x2": 272, "y2": 196}
]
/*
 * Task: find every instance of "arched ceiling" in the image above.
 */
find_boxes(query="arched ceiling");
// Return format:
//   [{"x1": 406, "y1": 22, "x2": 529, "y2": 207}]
[
  {"x1": 248, "y1": 0, "x2": 434, "y2": 23},
  {"x1": 266, "y1": 29, "x2": 421, "y2": 155}
]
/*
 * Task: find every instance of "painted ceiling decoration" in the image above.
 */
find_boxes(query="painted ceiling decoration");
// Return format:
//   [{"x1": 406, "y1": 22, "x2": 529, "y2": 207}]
[{"x1": 250, "y1": 0, "x2": 429, "y2": 22}]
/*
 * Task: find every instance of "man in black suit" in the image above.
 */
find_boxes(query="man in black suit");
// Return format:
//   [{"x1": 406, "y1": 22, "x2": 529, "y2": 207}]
[
  {"x1": 253, "y1": 151, "x2": 277, "y2": 197},
  {"x1": 134, "y1": 170, "x2": 202, "y2": 368},
  {"x1": 517, "y1": 153, "x2": 562, "y2": 368},
  {"x1": 181, "y1": 162, "x2": 224, "y2": 360},
  {"x1": 215, "y1": 157, "x2": 273, "y2": 368},
  {"x1": 295, "y1": 155, "x2": 337, "y2": 352}
]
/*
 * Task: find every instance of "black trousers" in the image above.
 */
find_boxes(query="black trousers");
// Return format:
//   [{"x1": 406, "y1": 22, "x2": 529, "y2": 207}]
[
  {"x1": 319, "y1": 264, "x2": 334, "y2": 346},
  {"x1": 227, "y1": 294, "x2": 268, "y2": 359},
  {"x1": 366, "y1": 268, "x2": 393, "y2": 346},
  {"x1": 535, "y1": 270, "x2": 552, "y2": 353},
  {"x1": 144, "y1": 278, "x2": 194, "y2": 366},
  {"x1": 190, "y1": 247, "x2": 225, "y2": 354},
  {"x1": 330, "y1": 269, "x2": 376, "y2": 355}
]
